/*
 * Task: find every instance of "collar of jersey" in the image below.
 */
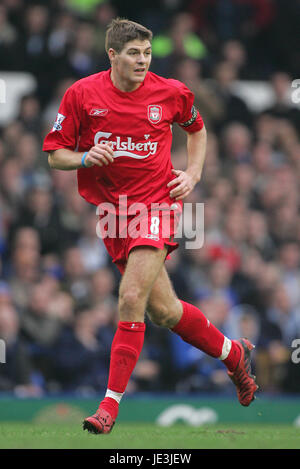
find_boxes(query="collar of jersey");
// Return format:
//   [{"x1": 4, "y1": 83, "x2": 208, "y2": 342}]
[{"x1": 107, "y1": 69, "x2": 147, "y2": 97}]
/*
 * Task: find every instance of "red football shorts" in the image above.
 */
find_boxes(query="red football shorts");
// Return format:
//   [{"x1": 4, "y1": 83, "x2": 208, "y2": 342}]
[{"x1": 97, "y1": 202, "x2": 182, "y2": 274}]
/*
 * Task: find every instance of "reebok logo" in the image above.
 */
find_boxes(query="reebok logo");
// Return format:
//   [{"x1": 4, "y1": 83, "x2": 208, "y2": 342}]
[
  {"x1": 94, "y1": 131, "x2": 158, "y2": 159},
  {"x1": 90, "y1": 108, "x2": 108, "y2": 116},
  {"x1": 143, "y1": 234, "x2": 160, "y2": 241}
]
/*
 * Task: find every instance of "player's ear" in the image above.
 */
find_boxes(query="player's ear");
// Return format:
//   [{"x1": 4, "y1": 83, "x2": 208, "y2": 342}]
[{"x1": 108, "y1": 48, "x2": 118, "y2": 64}]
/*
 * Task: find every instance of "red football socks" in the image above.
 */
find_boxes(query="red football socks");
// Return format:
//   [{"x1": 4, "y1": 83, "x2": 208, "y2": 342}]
[
  {"x1": 100, "y1": 302, "x2": 241, "y2": 420},
  {"x1": 172, "y1": 300, "x2": 241, "y2": 372},
  {"x1": 100, "y1": 321, "x2": 145, "y2": 420}
]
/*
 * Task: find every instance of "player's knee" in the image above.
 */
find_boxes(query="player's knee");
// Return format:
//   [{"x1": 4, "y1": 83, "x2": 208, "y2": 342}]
[
  {"x1": 147, "y1": 301, "x2": 180, "y2": 329},
  {"x1": 119, "y1": 286, "x2": 146, "y2": 320}
]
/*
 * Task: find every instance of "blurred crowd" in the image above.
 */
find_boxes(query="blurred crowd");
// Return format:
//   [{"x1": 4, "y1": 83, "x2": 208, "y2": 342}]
[{"x1": 0, "y1": 0, "x2": 300, "y2": 398}]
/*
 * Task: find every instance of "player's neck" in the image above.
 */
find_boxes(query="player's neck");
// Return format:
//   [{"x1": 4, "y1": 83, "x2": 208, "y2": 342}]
[{"x1": 110, "y1": 69, "x2": 142, "y2": 93}]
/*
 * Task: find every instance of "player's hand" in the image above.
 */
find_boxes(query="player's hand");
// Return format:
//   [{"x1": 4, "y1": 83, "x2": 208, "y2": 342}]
[
  {"x1": 84, "y1": 142, "x2": 114, "y2": 167},
  {"x1": 167, "y1": 169, "x2": 199, "y2": 201}
]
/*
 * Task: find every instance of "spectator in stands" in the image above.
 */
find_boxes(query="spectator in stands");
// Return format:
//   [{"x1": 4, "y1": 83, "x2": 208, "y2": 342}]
[
  {"x1": 90, "y1": 267, "x2": 117, "y2": 306},
  {"x1": 50, "y1": 307, "x2": 113, "y2": 394},
  {"x1": 151, "y1": 12, "x2": 208, "y2": 77},
  {"x1": 194, "y1": 258, "x2": 238, "y2": 308},
  {"x1": 0, "y1": 3, "x2": 18, "y2": 69},
  {"x1": 0, "y1": 158, "x2": 25, "y2": 213},
  {"x1": 66, "y1": 22, "x2": 98, "y2": 78},
  {"x1": 77, "y1": 210, "x2": 109, "y2": 273},
  {"x1": 220, "y1": 40, "x2": 250, "y2": 79},
  {"x1": 20, "y1": 4, "x2": 52, "y2": 104},
  {"x1": 58, "y1": 186, "x2": 89, "y2": 249},
  {"x1": 277, "y1": 243, "x2": 300, "y2": 311},
  {"x1": 17, "y1": 95, "x2": 42, "y2": 134},
  {"x1": 61, "y1": 246, "x2": 90, "y2": 304},
  {"x1": 10, "y1": 181, "x2": 64, "y2": 255},
  {"x1": 231, "y1": 248, "x2": 266, "y2": 311},
  {"x1": 7, "y1": 227, "x2": 41, "y2": 310},
  {"x1": 16, "y1": 132, "x2": 40, "y2": 178},
  {"x1": 221, "y1": 122, "x2": 253, "y2": 166},
  {"x1": 264, "y1": 72, "x2": 300, "y2": 136},
  {"x1": 259, "y1": 283, "x2": 300, "y2": 392},
  {"x1": 269, "y1": 200, "x2": 298, "y2": 246},
  {"x1": 47, "y1": 290, "x2": 75, "y2": 326},
  {"x1": 246, "y1": 210, "x2": 275, "y2": 261},
  {"x1": 47, "y1": 9, "x2": 76, "y2": 64},
  {"x1": 0, "y1": 303, "x2": 42, "y2": 396},
  {"x1": 20, "y1": 280, "x2": 63, "y2": 348}
]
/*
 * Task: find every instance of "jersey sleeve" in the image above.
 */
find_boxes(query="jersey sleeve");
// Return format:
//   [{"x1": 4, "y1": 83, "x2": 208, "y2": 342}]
[
  {"x1": 173, "y1": 82, "x2": 204, "y2": 133},
  {"x1": 42, "y1": 85, "x2": 82, "y2": 153}
]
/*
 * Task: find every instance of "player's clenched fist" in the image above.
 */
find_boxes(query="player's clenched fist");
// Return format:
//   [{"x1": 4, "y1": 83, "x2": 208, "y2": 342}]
[{"x1": 84, "y1": 142, "x2": 114, "y2": 167}]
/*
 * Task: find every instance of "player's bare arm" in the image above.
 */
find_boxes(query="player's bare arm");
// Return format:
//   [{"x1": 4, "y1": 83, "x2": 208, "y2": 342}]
[
  {"x1": 168, "y1": 125, "x2": 207, "y2": 201},
  {"x1": 48, "y1": 142, "x2": 114, "y2": 170}
]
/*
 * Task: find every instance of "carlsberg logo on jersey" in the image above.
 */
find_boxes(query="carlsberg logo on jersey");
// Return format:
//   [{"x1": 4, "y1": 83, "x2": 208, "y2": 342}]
[{"x1": 94, "y1": 131, "x2": 158, "y2": 159}]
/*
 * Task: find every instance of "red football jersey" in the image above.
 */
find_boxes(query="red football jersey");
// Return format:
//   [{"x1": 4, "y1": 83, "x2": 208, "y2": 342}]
[{"x1": 43, "y1": 69, "x2": 204, "y2": 213}]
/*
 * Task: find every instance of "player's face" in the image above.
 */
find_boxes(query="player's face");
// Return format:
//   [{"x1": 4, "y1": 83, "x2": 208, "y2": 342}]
[{"x1": 109, "y1": 39, "x2": 152, "y2": 92}]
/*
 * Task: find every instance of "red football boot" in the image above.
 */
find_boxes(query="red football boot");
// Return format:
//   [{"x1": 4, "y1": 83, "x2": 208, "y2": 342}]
[
  {"x1": 227, "y1": 338, "x2": 259, "y2": 407},
  {"x1": 83, "y1": 408, "x2": 115, "y2": 434}
]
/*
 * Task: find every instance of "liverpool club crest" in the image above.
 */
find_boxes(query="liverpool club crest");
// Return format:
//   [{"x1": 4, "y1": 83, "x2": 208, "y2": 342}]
[{"x1": 148, "y1": 105, "x2": 162, "y2": 124}]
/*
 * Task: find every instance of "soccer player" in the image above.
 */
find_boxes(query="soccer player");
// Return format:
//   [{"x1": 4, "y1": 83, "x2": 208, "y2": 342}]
[{"x1": 43, "y1": 18, "x2": 258, "y2": 434}]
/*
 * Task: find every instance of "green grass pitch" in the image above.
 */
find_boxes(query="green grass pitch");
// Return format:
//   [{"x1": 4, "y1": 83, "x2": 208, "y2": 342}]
[{"x1": 0, "y1": 422, "x2": 299, "y2": 449}]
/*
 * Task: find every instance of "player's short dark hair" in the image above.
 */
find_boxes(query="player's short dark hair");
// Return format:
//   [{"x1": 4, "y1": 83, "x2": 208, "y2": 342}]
[{"x1": 105, "y1": 18, "x2": 153, "y2": 53}]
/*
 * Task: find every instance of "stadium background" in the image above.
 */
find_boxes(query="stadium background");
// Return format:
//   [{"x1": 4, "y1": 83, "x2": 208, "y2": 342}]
[{"x1": 0, "y1": 0, "x2": 300, "y2": 424}]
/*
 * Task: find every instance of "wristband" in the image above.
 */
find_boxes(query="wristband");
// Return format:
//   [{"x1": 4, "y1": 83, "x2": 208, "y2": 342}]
[{"x1": 81, "y1": 151, "x2": 88, "y2": 168}]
